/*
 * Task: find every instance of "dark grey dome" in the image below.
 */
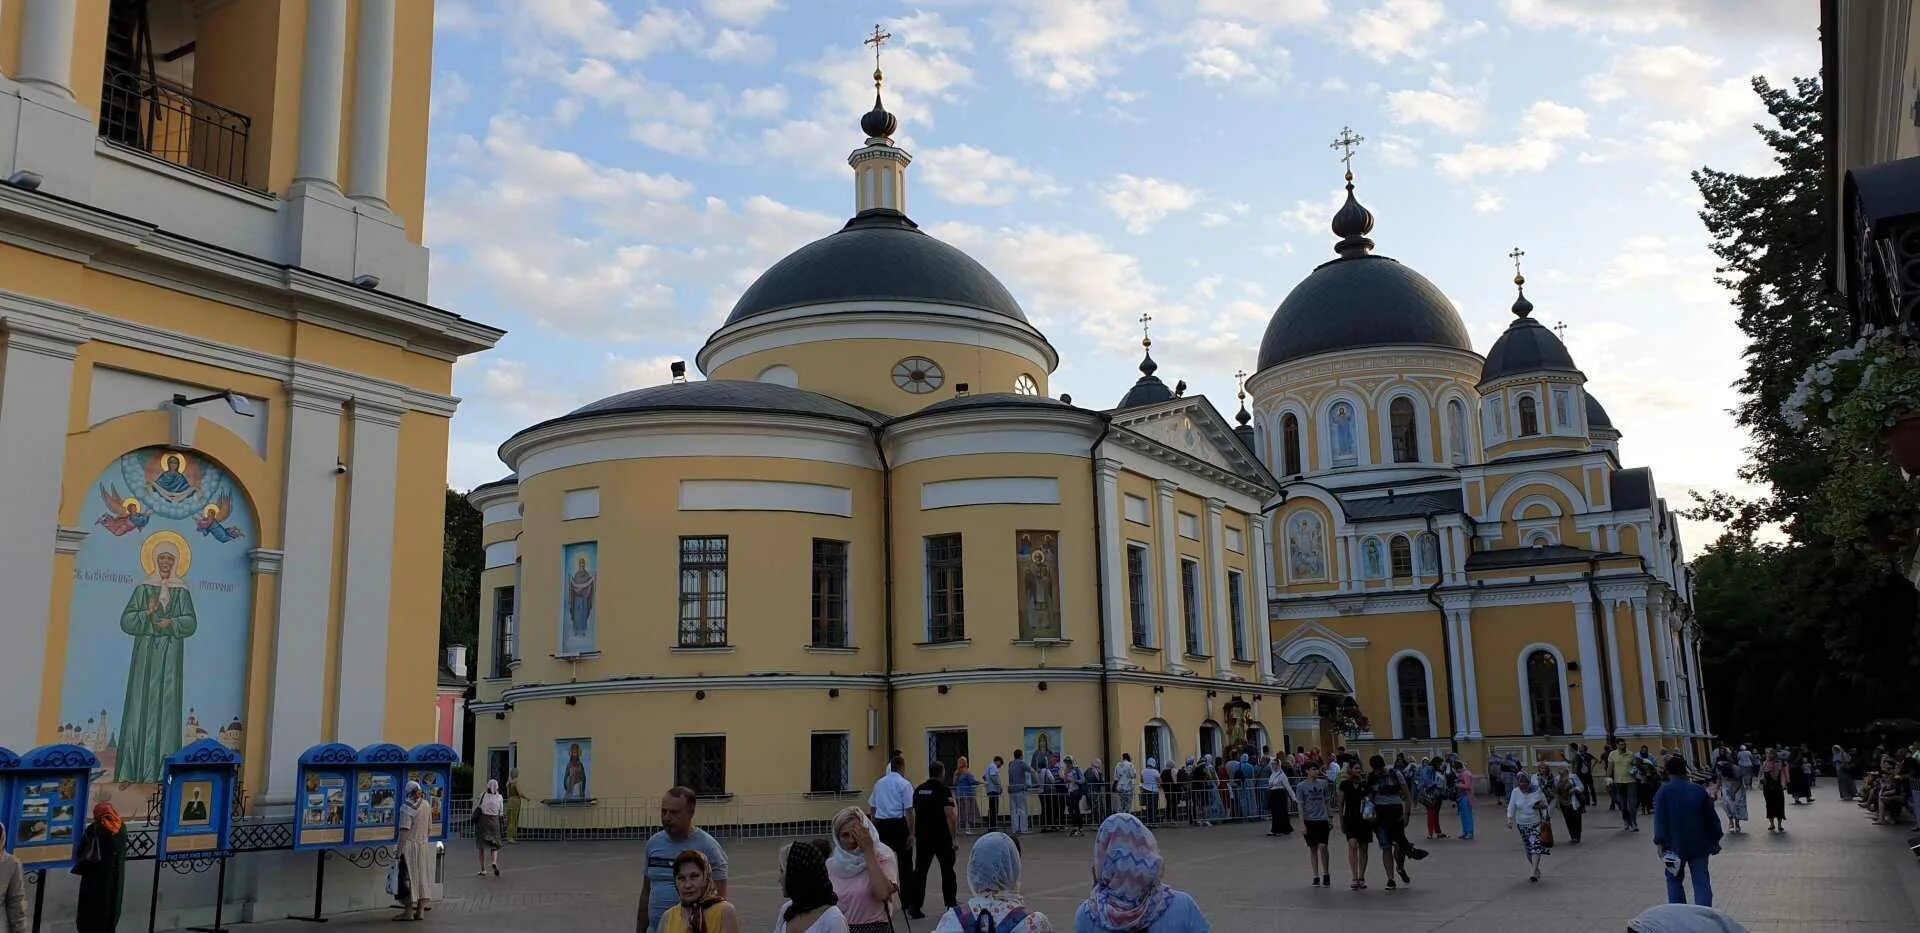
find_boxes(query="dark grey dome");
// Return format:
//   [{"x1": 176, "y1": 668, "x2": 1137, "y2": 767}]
[
  {"x1": 724, "y1": 210, "x2": 1027, "y2": 325},
  {"x1": 1115, "y1": 349, "x2": 1174, "y2": 409},
  {"x1": 1257, "y1": 255, "x2": 1474, "y2": 369},
  {"x1": 1585, "y1": 393, "x2": 1614, "y2": 430},
  {"x1": 860, "y1": 91, "x2": 897, "y2": 138},
  {"x1": 912, "y1": 392, "x2": 1075, "y2": 417},
  {"x1": 1479, "y1": 315, "x2": 1580, "y2": 386},
  {"x1": 517, "y1": 380, "x2": 881, "y2": 439}
]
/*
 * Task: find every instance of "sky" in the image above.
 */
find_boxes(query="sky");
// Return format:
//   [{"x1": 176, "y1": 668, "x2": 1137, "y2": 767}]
[{"x1": 425, "y1": 0, "x2": 1819, "y2": 549}]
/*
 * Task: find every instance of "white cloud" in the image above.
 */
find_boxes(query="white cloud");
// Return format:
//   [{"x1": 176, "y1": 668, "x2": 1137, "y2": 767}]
[
  {"x1": 1100, "y1": 174, "x2": 1200, "y2": 234},
  {"x1": 735, "y1": 84, "x2": 788, "y2": 118},
  {"x1": 700, "y1": 0, "x2": 782, "y2": 26},
  {"x1": 1501, "y1": 0, "x2": 1810, "y2": 37},
  {"x1": 1434, "y1": 101, "x2": 1590, "y2": 179},
  {"x1": 1472, "y1": 187, "x2": 1506, "y2": 214},
  {"x1": 516, "y1": 0, "x2": 703, "y2": 60},
  {"x1": 1584, "y1": 45, "x2": 1721, "y2": 103},
  {"x1": 1003, "y1": 0, "x2": 1139, "y2": 98},
  {"x1": 1384, "y1": 79, "x2": 1486, "y2": 135},
  {"x1": 1347, "y1": 0, "x2": 1447, "y2": 61},
  {"x1": 918, "y1": 145, "x2": 1061, "y2": 206},
  {"x1": 1184, "y1": 20, "x2": 1292, "y2": 87},
  {"x1": 431, "y1": 71, "x2": 471, "y2": 120},
  {"x1": 558, "y1": 58, "x2": 719, "y2": 157},
  {"x1": 893, "y1": 10, "x2": 973, "y2": 51},
  {"x1": 1196, "y1": 0, "x2": 1328, "y2": 23},
  {"x1": 1582, "y1": 47, "x2": 1769, "y2": 162},
  {"x1": 704, "y1": 28, "x2": 773, "y2": 61},
  {"x1": 1278, "y1": 188, "x2": 1345, "y2": 234},
  {"x1": 1373, "y1": 133, "x2": 1421, "y2": 168}
]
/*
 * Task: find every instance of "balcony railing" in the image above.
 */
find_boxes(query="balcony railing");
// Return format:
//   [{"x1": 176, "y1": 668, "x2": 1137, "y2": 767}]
[{"x1": 98, "y1": 65, "x2": 255, "y2": 189}]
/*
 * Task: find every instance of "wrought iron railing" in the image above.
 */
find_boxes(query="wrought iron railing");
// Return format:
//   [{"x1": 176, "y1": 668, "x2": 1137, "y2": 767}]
[{"x1": 97, "y1": 65, "x2": 254, "y2": 189}]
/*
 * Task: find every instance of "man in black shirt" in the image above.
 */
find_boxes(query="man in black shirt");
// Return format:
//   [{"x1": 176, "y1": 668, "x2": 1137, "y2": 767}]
[{"x1": 905, "y1": 760, "x2": 958, "y2": 920}]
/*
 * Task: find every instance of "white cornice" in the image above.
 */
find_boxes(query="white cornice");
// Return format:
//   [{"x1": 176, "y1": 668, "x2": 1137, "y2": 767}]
[
  {"x1": 1103, "y1": 429, "x2": 1270, "y2": 501},
  {"x1": 502, "y1": 410, "x2": 882, "y2": 479},
  {"x1": 697, "y1": 303, "x2": 1058, "y2": 374},
  {"x1": 884, "y1": 406, "x2": 1102, "y2": 467},
  {"x1": 1247, "y1": 345, "x2": 1485, "y2": 397},
  {"x1": 1108, "y1": 395, "x2": 1277, "y2": 490}
]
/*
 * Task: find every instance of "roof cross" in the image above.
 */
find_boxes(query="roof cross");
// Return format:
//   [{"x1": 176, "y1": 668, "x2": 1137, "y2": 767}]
[
  {"x1": 1138, "y1": 312, "x2": 1153, "y2": 348},
  {"x1": 1508, "y1": 246, "x2": 1526, "y2": 279},
  {"x1": 864, "y1": 24, "x2": 891, "y2": 82},
  {"x1": 1554, "y1": 321, "x2": 1568, "y2": 340},
  {"x1": 1329, "y1": 126, "x2": 1365, "y2": 177},
  {"x1": 1235, "y1": 369, "x2": 1248, "y2": 399}
]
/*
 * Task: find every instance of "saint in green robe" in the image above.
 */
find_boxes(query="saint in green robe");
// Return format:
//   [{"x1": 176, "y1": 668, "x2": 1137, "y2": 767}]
[{"x1": 116, "y1": 582, "x2": 197, "y2": 783}]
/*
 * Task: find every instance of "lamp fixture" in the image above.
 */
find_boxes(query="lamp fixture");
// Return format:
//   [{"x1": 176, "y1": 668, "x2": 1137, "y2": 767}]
[
  {"x1": 351, "y1": 273, "x2": 380, "y2": 289},
  {"x1": 1037, "y1": 681, "x2": 1048, "y2": 691},
  {"x1": 6, "y1": 170, "x2": 42, "y2": 190},
  {"x1": 937, "y1": 685, "x2": 950, "y2": 695},
  {"x1": 173, "y1": 389, "x2": 255, "y2": 417},
  {"x1": 695, "y1": 689, "x2": 707, "y2": 700}
]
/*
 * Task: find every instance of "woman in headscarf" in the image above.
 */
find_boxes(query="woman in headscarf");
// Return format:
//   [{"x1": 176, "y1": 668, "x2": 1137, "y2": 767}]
[
  {"x1": 475, "y1": 778, "x2": 506, "y2": 875},
  {"x1": 1712, "y1": 761, "x2": 1748, "y2": 833},
  {"x1": 1504, "y1": 769, "x2": 1548, "y2": 883},
  {"x1": 775, "y1": 840, "x2": 846, "y2": 933},
  {"x1": 827, "y1": 807, "x2": 900, "y2": 933},
  {"x1": 932, "y1": 832, "x2": 1052, "y2": 932},
  {"x1": 1760, "y1": 749, "x2": 1788, "y2": 832},
  {"x1": 1787, "y1": 747, "x2": 1813, "y2": 804},
  {"x1": 73, "y1": 802, "x2": 127, "y2": 933},
  {"x1": 658, "y1": 849, "x2": 738, "y2": 933},
  {"x1": 1074, "y1": 814, "x2": 1207, "y2": 932},
  {"x1": 394, "y1": 781, "x2": 441, "y2": 921},
  {"x1": 1832, "y1": 745, "x2": 1856, "y2": 802},
  {"x1": 505, "y1": 768, "x2": 528, "y2": 842},
  {"x1": 1064, "y1": 756, "x2": 1087, "y2": 837},
  {"x1": 1139, "y1": 758, "x2": 1161, "y2": 825}
]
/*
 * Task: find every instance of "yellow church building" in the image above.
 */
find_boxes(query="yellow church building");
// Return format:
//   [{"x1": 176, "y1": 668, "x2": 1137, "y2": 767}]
[
  {"x1": 0, "y1": 0, "x2": 497, "y2": 915},
  {"x1": 471, "y1": 81, "x2": 1709, "y2": 818}
]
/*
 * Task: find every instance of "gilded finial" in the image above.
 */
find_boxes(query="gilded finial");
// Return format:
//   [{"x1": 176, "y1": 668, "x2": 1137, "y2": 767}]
[
  {"x1": 865, "y1": 24, "x2": 891, "y2": 90},
  {"x1": 1329, "y1": 127, "x2": 1375, "y2": 257},
  {"x1": 1508, "y1": 247, "x2": 1534, "y2": 318},
  {"x1": 1234, "y1": 369, "x2": 1248, "y2": 401},
  {"x1": 1330, "y1": 126, "x2": 1365, "y2": 184},
  {"x1": 1139, "y1": 313, "x2": 1153, "y2": 349}
]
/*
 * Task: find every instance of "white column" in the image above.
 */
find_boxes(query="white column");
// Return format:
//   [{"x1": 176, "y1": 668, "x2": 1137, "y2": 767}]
[
  {"x1": 1444, "y1": 609, "x2": 1467, "y2": 741},
  {"x1": 1154, "y1": 480, "x2": 1185, "y2": 674},
  {"x1": 16, "y1": 0, "x2": 77, "y2": 97},
  {"x1": 1601, "y1": 598, "x2": 1627, "y2": 732},
  {"x1": 295, "y1": 0, "x2": 350, "y2": 188},
  {"x1": 1094, "y1": 460, "x2": 1128, "y2": 668},
  {"x1": 265, "y1": 384, "x2": 345, "y2": 800},
  {"x1": 1457, "y1": 609, "x2": 1482, "y2": 737},
  {"x1": 1205, "y1": 499, "x2": 1231, "y2": 678},
  {"x1": 1687, "y1": 633, "x2": 1710, "y2": 737},
  {"x1": 1660, "y1": 605, "x2": 1683, "y2": 733},
  {"x1": 1570, "y1": 598, "x2": 1607, "y2": 738},
  {"x1": 0, "y1": 312, "x2": 83, "y2": 748},
  {"x1": 1632, "y1": 598, "x2": 1662, "y2": 732},
  {"x1": 347, "y1": 0, "x2": 396, "y2": 207},
  {"x1": 334, "y1": 401, "x2": 404, "y2": 746},
  {"x1": 1249, "y1": 515, "x2": 1274, "y2": 682}
]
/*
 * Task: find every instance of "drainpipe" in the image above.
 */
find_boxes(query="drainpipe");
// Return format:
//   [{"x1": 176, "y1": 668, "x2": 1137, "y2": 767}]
[
  {"x1": 870, "y1": 426, "x2": 897, "y2": 756},
  {"x1": 1088, "y1": 416, "x2": 1115, "y2": 771},
  {"x1": 1423, "y1": 511, "x2": 1458, "y2": 753},
  {"x1": 1584, "y1": 557, "x2": 1618, "y2": 741}
]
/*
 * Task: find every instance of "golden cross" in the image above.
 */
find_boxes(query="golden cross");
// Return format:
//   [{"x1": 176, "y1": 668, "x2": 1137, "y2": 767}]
[
  {"x1": 1554, "y1": 321, "x2": 1567, "y2": 340},
  {"x1": 1508, "y1": 247, "x2": 1526, "y2": 277},
  {"x1": 1235, "y1": 369, "x2": 1248, "y2": 397},
  {"x1": 865, "y1": 24, "x2": 891, "y2": 72},
  {"x1": 1138, "y1": 313, "x2": 1153, "y2": 346},
  {"x1": 1329, "y1": 127, "x2": 1364, "y2": 174}
]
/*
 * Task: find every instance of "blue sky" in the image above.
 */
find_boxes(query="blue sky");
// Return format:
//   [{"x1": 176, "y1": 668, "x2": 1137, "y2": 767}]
[{"x1": 426, "y1": 0, "x2": 1818, "y2": 547}]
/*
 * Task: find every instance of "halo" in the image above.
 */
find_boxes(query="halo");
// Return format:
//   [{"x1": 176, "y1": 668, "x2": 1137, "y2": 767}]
[
  {"x1": 139, "y1": 531, "x2": 192, "y2": 578},
  {"x1": 121, "y1": 498, "x2": 142, "y2": 513}
]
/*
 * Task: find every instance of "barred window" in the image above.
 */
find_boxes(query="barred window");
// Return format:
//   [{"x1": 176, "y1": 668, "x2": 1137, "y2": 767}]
[
  {"x1": 1390, "y1": 396, "x2": 1420, "y2": 463},
  {"x1": 1228, "y1": 569, "x2": 1248, "y2": 661},
  {"x1": 1390, "y1": 535, "x2": 1413, "y2": 580},
  {"x1": 1180, "y1": 558, "x2": 1204, "y2": 656},
  {"x1": 809, "y1": 733, "x2": 850, "y2": 794},
  {"x1": 492, "y1": 585, "x2": 517, "y2": 677},
  {"x1": 1126, "y1": 544, "x2": 1152, "y2": 647},
  {"x1": 926, "y1": 534, "x2": 965, "y2": 642},
  {"x1": 811, "y1": 540, "x2": 849, "y2": 647},
  {"x1": 674, "y1": 735, "x2": 727, "y2": 796},
  {"x1": 678, "y1": 537, "x2": 728, "y2": 647}
]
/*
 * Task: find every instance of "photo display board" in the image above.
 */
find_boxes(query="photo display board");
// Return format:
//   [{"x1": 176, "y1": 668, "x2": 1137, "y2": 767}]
[
  {"x1": 157, "y1": 739, "x2": 239, "y2": 861},
  {"x1": 293, "y1": 743, "x2": 358, "y2": 851},
  {"x1": 2, "y1": 744, "x2": 98, "y2": 871},
  {"x1": 349, "y1": 744, "x2": 408, "y2": 847},
  {"x1": 406, "y1": 744, "x2": 459, "y2": 842}
]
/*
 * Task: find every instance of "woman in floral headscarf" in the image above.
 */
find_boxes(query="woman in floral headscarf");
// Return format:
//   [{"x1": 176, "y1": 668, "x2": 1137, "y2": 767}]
[
  {"x1": 1074, "y1": 814, "x2": 1208, "y2": 932},
  {"x1": 932, "y1": 832, "x2": 1051, "y2": 932}
]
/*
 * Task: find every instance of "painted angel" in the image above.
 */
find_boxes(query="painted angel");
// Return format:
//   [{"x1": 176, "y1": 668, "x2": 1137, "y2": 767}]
[
  {"x1": 96, "y1": 484, "x2": 150, "y2": 536},
  {"x1": 194, "y1": 494, "x2": 245, "y2": 543}
]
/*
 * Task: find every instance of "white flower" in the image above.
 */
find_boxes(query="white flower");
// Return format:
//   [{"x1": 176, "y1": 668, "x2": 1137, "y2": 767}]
[{"x1": 1821, "y1": 389, "x2": 1834, "y2": 402}]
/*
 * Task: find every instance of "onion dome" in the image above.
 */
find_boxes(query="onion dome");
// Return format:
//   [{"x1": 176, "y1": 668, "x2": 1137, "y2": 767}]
[
  {"x1": 1233, "y1": 391, "x2": 1255, "y2": 452},
  {"x1": 1478, "y1": 270, "x2": 1579, "y2": 387},
  {"x1": 861, "y1": 78, "x2": 898, "y2": 139},
  {"x1": 1116, "y1": 341, "x2": 1174, "y2": 409},
  {"x1": 1585, "y1": 392, "x2": 1613, "y2": 430}
]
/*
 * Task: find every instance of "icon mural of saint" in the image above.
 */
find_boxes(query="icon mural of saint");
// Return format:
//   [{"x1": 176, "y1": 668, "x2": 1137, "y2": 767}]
[{"x1": 116, "y1": 532, "x2": 199, "y2": 783}]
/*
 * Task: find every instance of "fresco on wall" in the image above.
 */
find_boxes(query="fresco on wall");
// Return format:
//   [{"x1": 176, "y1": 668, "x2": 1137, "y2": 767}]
[
  {"x1": 1023, "y1": 727, "x2": 1063, "y2": 765},
  {"x1": 554, "y1": 739, "x2": 591, "y2": 801},
  {"x1": 62, "y1": 447, "x2": 255, "y2": 809},
  {"x1": 1329, "y1": 402, "x2": 1357, "y2": 466},
  {"x1": 560, "y1": 542, "x2": 597, "y2": 656},
  {"x1": 1362, "y1": 538, "x2": 1386, "y2": 579},
  {"x1": 1286, "y1": 512, "x2": 1326, "y2": 583}
]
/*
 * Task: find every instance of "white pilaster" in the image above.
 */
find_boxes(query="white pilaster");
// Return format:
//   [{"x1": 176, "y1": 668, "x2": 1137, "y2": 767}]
[
  {"x1": 1154, "y1": 480, "x2": 1185, "y2": 674},
  {"x1": 1095, "y1": 460, "x2": 1128, "y2": 668},
  {"x1": 296, "y1": 0, "x2": 349, "y2": 187},
  {"x1": 1445, "y1": 609, "x2": 1468, "y2": 740},
  {"x1": 1632, "y1": 598, "x2": 1662, "y2": 732},
  {"x1": 1687, "y1": 632, "x2": 1710, "y2": 737},
  {"x1": 347, "y1": 0, "x2": 396, "y2": 208},
  {"x1": 1205, "y1": 499, "x2": 1231, "y2": 678},
  {"x1": 1458, "y1": 609, "x2": 1482, "y2": 737},
  {"x1": 1570, "y1": 598, "x2": 1608, "y2": 738},
  {"x1": 1250, "y1": 514, "x2": 1274, "y2": 682},
  {"x1": 265, "y1": 384, "x2": 346, "y2": 800},
  {"x1": 0, "y1": 310, "x2": 83, "y2": 748},
  {"x1": 1601, "y1": 598, "x2": 1626, "y2": 732},
  {"x1": 334, "y1": 401, "x2": 404, "y2": 746},
  {"x1": 16, "y1": 0, "x2": 76, "y2": 97}
]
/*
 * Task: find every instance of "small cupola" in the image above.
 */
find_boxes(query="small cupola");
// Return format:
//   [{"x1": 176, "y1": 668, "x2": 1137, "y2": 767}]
[
  {"x1": 1477, "y1": 249, "x2": 1593, "y2": 457},
  {"x1": 1116, "y1": 315, "x2": 1174, "y2": 409}
]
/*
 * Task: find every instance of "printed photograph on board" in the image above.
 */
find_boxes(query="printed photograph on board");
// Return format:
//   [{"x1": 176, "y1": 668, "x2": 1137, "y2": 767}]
[
  {"x1": 554, "y1": 739, "x2": 591, "y2": 801},
  {"x1": 177, "y1": 780, "x2": 214, "y2": 827},
  {"x1": 1023, "y1": 727, "x2": 1063, "y2": 765},
  {"x1": 559, "y1": 541, "x2": 598, "y2": 656}
]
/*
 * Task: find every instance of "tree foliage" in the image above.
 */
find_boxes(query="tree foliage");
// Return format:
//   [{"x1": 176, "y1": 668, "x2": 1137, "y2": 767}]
[
  {"x1": 441, "y1": 487, "x2": 482, "y2": 653},
  {"x1": 1686, "y1": 76, "x2": 1920, "y2": 746}
]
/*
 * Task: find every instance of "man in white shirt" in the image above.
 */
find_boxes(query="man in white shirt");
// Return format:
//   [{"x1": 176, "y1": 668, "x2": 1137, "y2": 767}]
[{"x1": 869, "y1": 755, "x2": 915, "y2": 872}]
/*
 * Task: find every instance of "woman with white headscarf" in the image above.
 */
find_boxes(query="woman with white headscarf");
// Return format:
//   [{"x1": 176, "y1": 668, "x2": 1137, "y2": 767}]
[
  {"x1": 395, "y1": 781, "x2": 440, "y2": 920},
  {"x1": 932, "y1": 832, "x2": 1052, "y2": 932},
  {"x1": 474, "y1": 779, "x2": 505, "y2": 876},
  {"x1": 827, "y1": 807, "x2": 899, "y2": 933}
]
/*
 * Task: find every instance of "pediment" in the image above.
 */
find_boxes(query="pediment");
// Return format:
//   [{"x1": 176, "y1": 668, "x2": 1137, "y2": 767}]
[{"x1": 1110, "y1": 396, "x2": 1272, "y2": 485}]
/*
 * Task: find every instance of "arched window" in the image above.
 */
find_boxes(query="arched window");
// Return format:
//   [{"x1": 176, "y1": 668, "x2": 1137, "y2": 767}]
[
  {"x1": 1396, "y1": 656, "x2": 1431, "y2": 739},
  {"x1": 1199, "y1": 721, "x2": 1222, "y2": 758},
  {"x1": 1527, "y1": 532, "x2": 1552, "y2": 549},
  {"x1": 1526, "y1": 650, "x2": 1565, "y2": 735},
  {"x1": 1389, "y1": 535, "x2": 1413, "y2": 579},
  {"x1": 1518, "y1": 395, "x2": 1540, "y2": 436},
  {"x1": 1390, "y1": 397, "x2": 1419, "y2": 463},
  {"x1": 1446, "y1": 399, "x2": 1468, "y2": 464},
  {"x1": 1281, "y1": 413, "x2": 1302, "y2": 475}
]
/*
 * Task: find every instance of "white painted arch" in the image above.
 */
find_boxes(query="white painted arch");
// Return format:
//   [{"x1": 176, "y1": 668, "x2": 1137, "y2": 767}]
[
  {"x1": 1386, "y1": 648, "x2": 1438, "y2": 740},
  {"x1": 1375, "y1": 386, "x2": 1433, "y2": 466},
  {"x1": 1516, "y1": 642, "x2": 1574, "y2": 736},
  {"x1": 1277, "y1": 635, "x2": 1357, "y2": 695},
  {"x1": 1485, "y1": 470, "x2": 1589, "y2": 522}
]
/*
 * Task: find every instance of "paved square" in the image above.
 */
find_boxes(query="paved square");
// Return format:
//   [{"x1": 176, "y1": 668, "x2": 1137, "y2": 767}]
[{"x1": 254, "y1": 792, "x2": 1920, "y2": 931}]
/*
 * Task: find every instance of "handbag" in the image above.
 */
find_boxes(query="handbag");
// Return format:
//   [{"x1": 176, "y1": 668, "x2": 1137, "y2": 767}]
[
  {"x1": 70, "y1": 828, "x2": 103, "y2": 875},
  {"x1": 1538, "y1": 818, "x2": 1554, "y2": 847},
  {"x1": 1360, "y1": 797, "x2": 1376, "y2": 821}
]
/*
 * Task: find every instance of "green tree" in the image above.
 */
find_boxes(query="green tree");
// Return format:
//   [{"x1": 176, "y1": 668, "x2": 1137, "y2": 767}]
[
  {"x1": 1687, "y1": 76, "x2": 1920, "y2": 746},
  {"x1": 441, "y1": 487, "x2": 482, "y2": 653}
]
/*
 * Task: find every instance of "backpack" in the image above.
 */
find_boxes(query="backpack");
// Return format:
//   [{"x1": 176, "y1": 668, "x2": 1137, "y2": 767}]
[{"x1": 950, "y1": 905, "x2": 1032, "y2": 932}]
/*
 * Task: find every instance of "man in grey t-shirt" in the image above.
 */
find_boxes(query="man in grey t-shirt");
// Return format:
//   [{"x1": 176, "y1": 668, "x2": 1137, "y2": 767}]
[{"x1": 638, "y1": 787, "x2": 728, "y2": 931}]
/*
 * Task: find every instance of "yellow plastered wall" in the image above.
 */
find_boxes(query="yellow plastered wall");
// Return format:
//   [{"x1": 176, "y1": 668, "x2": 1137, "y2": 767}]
[
  {"x1": 892, "y1": 453, "x2": 1097, "y2": 670},
  {"x1": 383, "y1": 410, "x2": 452, "y2": 739},
  {"x1": 1465, "y1": 603, "x2": 1582, "y2": 738},
  {"x1": 1320, "y1": 610, "x2": 1455, "y2": 741},
  {"x1": 710, "y1": 339, "x2": 1048, "y2": 418},
  {"x1": 1612, "y1": 600, "x2": 1646, "y2": 726},
  {"x1": 896, "y1": 681, "x2": 1102, "y2": 769},
  {"x1": 513, "y1": 456, "x2": 886, "y2": 682},
  {"x1": 1619, "y1": 524, "x2": 1643, "y2": 556},
  {"x1": 1112, "y1": 470, "x2": 1165, "y2": 669}
]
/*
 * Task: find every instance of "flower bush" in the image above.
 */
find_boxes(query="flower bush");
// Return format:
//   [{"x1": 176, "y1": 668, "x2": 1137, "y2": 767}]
[{"x1": 1782, "y1": 328, "x2": 1920, "y2": 434}]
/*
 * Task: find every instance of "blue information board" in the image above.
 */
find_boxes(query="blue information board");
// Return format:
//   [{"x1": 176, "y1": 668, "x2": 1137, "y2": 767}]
[
  {"x1": 3, "y1": 744, "x2": 97, "y2": 872},
  {"x1": 348, "y1": 744, "x2": 407, "y2": 848},
  {"x1": 293, "y1": 743, "x2": 358, "y2": 851},
  {"x1": 405, "y1": 744, "x2": 459, "y2": 842},
  {"x1": 156, "y1": 739, "x2": 239, "y2": 861},
  {"x1": 0, "y1": 747, "x2": 16, "y2": 857}
]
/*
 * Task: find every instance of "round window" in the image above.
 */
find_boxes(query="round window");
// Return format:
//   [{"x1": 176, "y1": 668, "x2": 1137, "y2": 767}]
[
  {"x1": 892, "y1": 357, "x2": 944, "y2": 394},
  {"x1": 1013, "y1": 374, "x2": 1039, "y2": 396}
]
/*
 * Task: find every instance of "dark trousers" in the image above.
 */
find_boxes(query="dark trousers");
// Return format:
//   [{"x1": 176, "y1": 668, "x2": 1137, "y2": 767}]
[
  {"x1": 1560, "y1": 804, "x2": 1583, "y2": 841},
  {"x1": 1269, "y1": 789, "x2": 1292, "y2": 834},
  {"x1": 873, "y1": 817, "x2": 911, "y2": 888},
  {"x1": 907, "y1": 838, "x2": 957, "y2": 914},
  {"x1": 1144, "y1": 791, "x2": 1160, "y2": 824},
  {"x1": 986, "y1": 793, "x2": 1001, "y2": 830}
]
